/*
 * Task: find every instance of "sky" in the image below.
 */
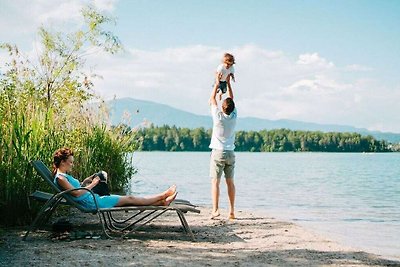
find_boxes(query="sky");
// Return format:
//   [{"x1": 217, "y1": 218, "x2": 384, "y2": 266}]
[{"x1": 1, "y1": 0, "x2": 399, "y2": 132}]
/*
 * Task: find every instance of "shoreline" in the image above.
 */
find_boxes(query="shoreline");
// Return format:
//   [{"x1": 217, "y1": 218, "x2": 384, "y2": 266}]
[
  {"x1": 1, "y1": 207, "x2": 399, "y2": 266},
  {"x1": 244, "y1": 206, "x2": 400, "y2": 262}
]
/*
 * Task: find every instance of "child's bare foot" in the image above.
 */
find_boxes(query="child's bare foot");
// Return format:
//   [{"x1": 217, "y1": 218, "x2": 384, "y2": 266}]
[
  {"x1": 210, "y1": 210, "x2": 220, "y2": 219},
  {"x1": 165, "y1": 185, "x2": 176, "y2": 197},
  {"x1": 165, "y1": 192, "x2": 178, "y2": 206}
]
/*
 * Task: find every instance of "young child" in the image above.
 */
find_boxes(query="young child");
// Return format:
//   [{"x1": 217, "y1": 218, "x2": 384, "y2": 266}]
[{"x1": 213, "y1": 53, "x2": 235, "y2": 100}]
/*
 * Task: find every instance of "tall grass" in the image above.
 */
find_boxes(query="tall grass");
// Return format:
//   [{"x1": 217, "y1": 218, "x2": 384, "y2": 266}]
[
  {"x1": 0, "y1": 97, "x2": 137, "y2": 226},
  {"x1": 0, "y1": 5, "x2": 134, "y2": 226}
]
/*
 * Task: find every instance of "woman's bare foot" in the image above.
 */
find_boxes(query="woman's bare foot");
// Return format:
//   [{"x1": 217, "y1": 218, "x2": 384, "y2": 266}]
[
  {"x1": 164, "y1": 185, "x2": 176, "y2": 197},
  {"x1": 228, "y1": 213, "x2": 235, "y2": 220},
  {"x1": 210, "y1": 210, "x2": 220, "y2": 219},
  {"x1": 165, "y1": 192, "x2": 178, "y2": 206}
]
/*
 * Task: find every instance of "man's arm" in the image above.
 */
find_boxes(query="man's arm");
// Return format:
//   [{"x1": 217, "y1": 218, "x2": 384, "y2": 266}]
[
  {"x1": 209, "y1": 83, "x2": 218, "y2": 106},
  {"x1": 209, "y1": 72, "x2": 222, "y2": 106}
]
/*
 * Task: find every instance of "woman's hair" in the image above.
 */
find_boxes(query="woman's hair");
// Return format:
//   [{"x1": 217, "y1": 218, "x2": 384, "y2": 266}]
[
  {"x1": 52, "y1": 147, "x2": 74, "y2": 176},
  {"x1": 223, "y1": 53, "x2": 235, "y2": 65}
]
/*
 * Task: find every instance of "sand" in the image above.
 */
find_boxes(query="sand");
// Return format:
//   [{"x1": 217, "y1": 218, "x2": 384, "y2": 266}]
[{"x1": 0, "y1": 207, "x2": 399, "y2": 266}]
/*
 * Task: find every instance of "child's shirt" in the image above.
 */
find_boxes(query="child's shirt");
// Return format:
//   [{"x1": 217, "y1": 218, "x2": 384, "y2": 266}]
[{"x1": 216, "y1": 64, "x2": 235, "y2": 82}]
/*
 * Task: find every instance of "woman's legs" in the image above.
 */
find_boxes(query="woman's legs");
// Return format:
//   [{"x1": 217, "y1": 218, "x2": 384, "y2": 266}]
[{"x1": 115, "y1": 185, "x2": 177, "y2": 207}]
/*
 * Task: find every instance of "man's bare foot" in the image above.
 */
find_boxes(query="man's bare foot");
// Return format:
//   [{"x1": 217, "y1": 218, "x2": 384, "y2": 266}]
[
  {"x1": 164, "y1": 185, "x2": 176, "y2": 197},
  {"x1": 165, "y1": 192, "x2": 178, "y2": 206},
  {"x1": 210, "y1": 210, "x2": 220, "y2": 219},
  {"x1": 228, "y1": 213, "x2": 235, "y2": 220}
]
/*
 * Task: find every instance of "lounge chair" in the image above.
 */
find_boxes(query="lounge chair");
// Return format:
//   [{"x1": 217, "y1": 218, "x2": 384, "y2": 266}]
[{"x1": 24, "y1": 160, "x2": 200, "y2": 241}]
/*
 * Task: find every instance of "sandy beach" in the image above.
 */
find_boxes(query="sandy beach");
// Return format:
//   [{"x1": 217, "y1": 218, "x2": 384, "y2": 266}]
[{"x1": 0, "y1": 206, "x2": 399, "y2": 267}]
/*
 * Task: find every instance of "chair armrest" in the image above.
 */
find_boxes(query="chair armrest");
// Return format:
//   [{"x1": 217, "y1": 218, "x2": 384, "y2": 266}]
[{"x1": 54, "y1": 187, "x2": 100, "y2": 212}]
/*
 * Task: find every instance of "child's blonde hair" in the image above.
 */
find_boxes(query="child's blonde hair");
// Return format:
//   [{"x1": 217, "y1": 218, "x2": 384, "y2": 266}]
[{"x1": 223, "y1": 53, "x2": 235, "y2": 65}]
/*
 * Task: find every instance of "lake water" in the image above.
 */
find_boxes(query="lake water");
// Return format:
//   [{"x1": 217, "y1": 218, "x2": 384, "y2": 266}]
[{"x1": 129, "y1": 152, "x2": 400, "y2": 259}]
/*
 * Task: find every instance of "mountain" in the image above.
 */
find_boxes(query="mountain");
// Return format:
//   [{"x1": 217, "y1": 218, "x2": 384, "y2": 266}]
[{"x1": 106, "y1": 98, "x2": 400, "y2": 143}]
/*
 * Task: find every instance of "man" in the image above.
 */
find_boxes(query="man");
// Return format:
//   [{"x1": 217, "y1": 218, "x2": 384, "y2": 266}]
[{"x1": 208, "y1": 80, "x2": 237, "y2": 220}]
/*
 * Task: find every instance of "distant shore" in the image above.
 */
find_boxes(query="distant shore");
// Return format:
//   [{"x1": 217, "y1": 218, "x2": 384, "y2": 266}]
[{"x1": 1, "y1": 207, "x2": 399, "y2": 266}]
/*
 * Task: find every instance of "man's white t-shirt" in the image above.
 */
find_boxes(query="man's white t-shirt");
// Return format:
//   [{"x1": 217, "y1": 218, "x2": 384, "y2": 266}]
[
  {"x1": 209, "y1": 105, "x2": 237, "y2": 151},
  {"x1": 216, "y1": 64, "x2": 235, "y2": 82}
]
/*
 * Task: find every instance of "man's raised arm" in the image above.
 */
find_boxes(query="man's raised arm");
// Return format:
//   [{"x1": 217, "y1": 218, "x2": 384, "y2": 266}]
[{"x1": 209, "y1": 79, "x2": 218, "y2": 106}]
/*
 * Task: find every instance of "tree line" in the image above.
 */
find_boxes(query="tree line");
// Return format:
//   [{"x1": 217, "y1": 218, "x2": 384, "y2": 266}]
[{"x1": 131, "y1": 125, "x2": 391, "y2": 152}]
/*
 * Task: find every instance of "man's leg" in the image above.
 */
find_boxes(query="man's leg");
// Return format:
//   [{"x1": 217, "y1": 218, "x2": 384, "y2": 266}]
[
  {"x1": 211, "y1": 178, "x2": 221, "y2": 218},
  {"x1": 226, "y1": 178, "x2": 235, "y2": 219},
  {"x1": 210, "y1": 150, "x2": 223, "y2": 219},
  {"x1": 225, "y1": 151, "x2": 236, "y2": 219}
]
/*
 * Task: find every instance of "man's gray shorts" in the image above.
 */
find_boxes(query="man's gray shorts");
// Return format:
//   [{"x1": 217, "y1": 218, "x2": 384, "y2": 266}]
[{"x1": 210, "y1": 149, "x2": 235, "y2": 179}]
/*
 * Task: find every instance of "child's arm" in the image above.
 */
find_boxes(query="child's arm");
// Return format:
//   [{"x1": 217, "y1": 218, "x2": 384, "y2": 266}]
[
  {"x1": 230, "y1": 73, "x2": 235, "y2": 82},
  {"x1": 226, "y1": 74, "x2": 234, "y2": 100}
]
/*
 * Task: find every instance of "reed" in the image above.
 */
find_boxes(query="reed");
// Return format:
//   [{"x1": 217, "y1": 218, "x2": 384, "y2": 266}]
[
  {"x1": 0, "y1": 5, "x2": 134, "y2": 226},
  {"x1": 0, "y1": 95, "x2": 136, "y2": 226}
]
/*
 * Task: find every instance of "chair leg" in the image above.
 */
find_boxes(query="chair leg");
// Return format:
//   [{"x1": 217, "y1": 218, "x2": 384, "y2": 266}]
[
  {"x1": 176, "y1": 209, "x2": 195, "y2": 241},
  {"x1": 121, "y1": 209, "x2": 171, "y2": 238},
  {"x1": 98, "y1": 211, "x2": 114, "y2": 239},
  {"x1": 23, "y1": 196, "x2": 60, "y2": 240},
  {"x1": 39, "y1": 197, "x2": 63, "y2": 226},
  {"x1": 109, "y1": 210, "x2": 146, "y2": 225}
]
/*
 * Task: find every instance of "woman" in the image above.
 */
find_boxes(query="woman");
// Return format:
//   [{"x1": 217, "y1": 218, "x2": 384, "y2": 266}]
[{"x1": 52, "y1": 147, "x2": 177, "y2": 210}]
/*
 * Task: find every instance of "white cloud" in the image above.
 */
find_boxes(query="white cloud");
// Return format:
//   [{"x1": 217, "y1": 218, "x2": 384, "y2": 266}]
[
  {"x1": 344, "y1": 64, "x2": 373, "y2": 72},
  {"x1": 287, "y1": 75, "x2": 351, "y2": 95},
  {"x1": 0, "y1": 2, "x2": 398, "y2": 133},
  {"x1": 297, "y1": 53, "x2": 334, "y2": 68},
  {"x1": 83, "y1": 44, "x2": 400, "y2": 132},
  {"x1": 0, "y1": 0, "x2": 117, "y2": 45}
]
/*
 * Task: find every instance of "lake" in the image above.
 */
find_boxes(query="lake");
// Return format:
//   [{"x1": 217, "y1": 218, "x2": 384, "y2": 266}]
[{"x1": 128, "y1": 152, "x2": 400, "y2": 259}]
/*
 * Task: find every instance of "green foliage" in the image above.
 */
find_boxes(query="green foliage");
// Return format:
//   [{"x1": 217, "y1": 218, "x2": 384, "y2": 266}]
[
  {"x1": 0, "y1": 6, "x2": 134, "y2": 226},
  {"x1": 132, "y1": 125, "x2": 391, "y2": 152}
]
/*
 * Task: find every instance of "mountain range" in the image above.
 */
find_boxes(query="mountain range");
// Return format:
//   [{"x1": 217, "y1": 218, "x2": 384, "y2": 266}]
[{"x1": 106, "y1": 98, "x2": 400, "y2": 143}]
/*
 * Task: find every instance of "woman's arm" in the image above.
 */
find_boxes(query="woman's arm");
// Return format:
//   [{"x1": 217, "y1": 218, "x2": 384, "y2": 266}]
[
  {"x1": 81, "y1": 174, "x2": 96, "y2": 186},
  {"x1": 56, "y1": 175, "x2": 100, "y2": 197}
]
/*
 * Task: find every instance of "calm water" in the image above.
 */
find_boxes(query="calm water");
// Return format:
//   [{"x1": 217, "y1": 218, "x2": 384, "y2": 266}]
[{"x1": 129, "y1": 152, "x2": 400, "y2": 259}]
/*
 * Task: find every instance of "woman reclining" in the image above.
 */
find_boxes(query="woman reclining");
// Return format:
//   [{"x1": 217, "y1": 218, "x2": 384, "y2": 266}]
[{"x1": 52, "y1": 147, "x2": 177, "y2": 210}]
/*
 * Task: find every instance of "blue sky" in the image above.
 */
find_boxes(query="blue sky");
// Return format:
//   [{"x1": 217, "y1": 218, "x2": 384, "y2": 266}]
[
  {"x1": 1, "y1": 0, "x2": 399, "y2": 132},
  {"x1": 114, "y1": 0, "x2": 400, "y2": 83}
]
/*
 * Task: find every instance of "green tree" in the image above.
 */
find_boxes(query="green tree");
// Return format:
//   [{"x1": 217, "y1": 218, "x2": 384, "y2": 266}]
[{"x1": 0, "y1": 5, "x2": 134, "y2": 226}]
